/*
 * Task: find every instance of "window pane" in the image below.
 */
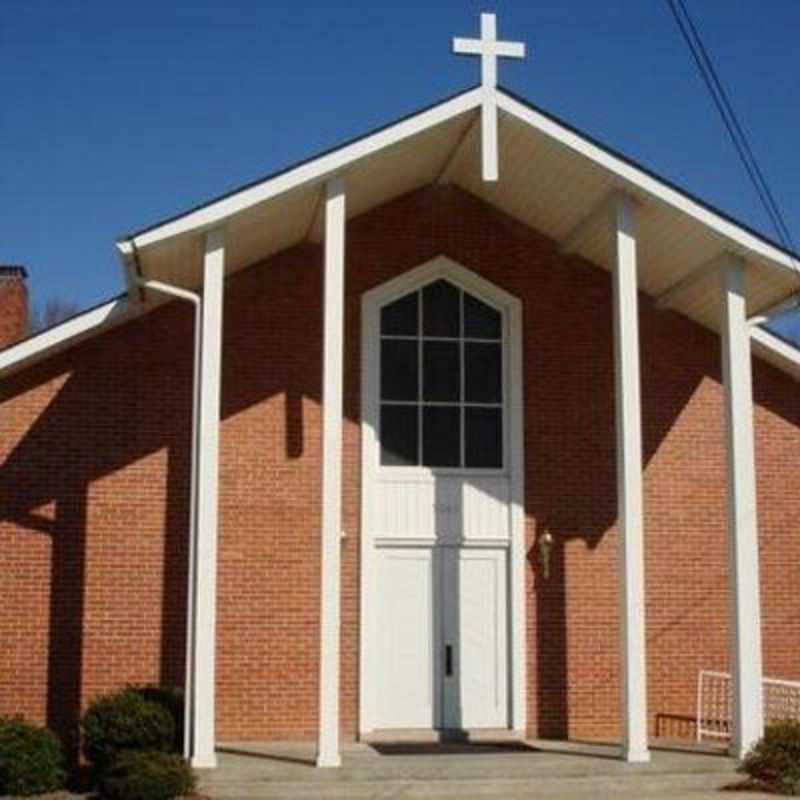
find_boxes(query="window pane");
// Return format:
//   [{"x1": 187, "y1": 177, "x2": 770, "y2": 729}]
[
  {"x1": 422, "y1": 405, "x2": 460, "y2": 467},
  {"x1": 422, "y1": 280, "x2": 460, "y2": 337},
  {"x1": 464, "y1": 293, "x2": 501, "y2": 339},
  {"x1": 464, "y1": 342, "x2": 502, "y2": 403},
  {"x1": 381, "y1": 292, "x2": 418, "y2": 336},
  {"x1": 381, "y1": 339, "x2": 418, "y2": 401},
  {"x1": 381, "y1": 404, "x2": 418, "y2": 466},
  {"x1": 465, "y1": 407, "x2": 502, "y2": 468},
  {"x1": 423, "y1": 341, "x2": 460, "y2": 402}
]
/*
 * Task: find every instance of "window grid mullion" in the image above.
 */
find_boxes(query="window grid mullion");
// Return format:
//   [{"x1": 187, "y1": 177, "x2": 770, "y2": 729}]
[
  {"x1": 381, "y1": 400, "x2": 502, "y2": 408},
  {"x1": 459, "y1": 289, "x2": 466, "y2": 468},
  {"x1": 379, "y1": 281, "x2": 504, "y2": 470},
  {"x1": 382, "y1": 334, "x2": 501, "y2": 344},
  {"x1": 417, "y1": 289, "x2": 423, "y2": 467}
]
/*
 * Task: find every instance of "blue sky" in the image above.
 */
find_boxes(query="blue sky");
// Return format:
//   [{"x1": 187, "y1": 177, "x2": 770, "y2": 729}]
[{"x1": 2, "y1": 1, "x2": 799, "y2": 341}]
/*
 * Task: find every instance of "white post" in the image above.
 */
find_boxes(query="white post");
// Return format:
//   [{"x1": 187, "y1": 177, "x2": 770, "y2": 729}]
[
  {"x1": 612, "y1": 193, "x2": 650, "y2": 763},
  {"x1": 720, "y1": 254, "x2": 764, "y2": 759},
  {"x1": 191, "y1": 228, "x2": 225, "y2": 769},
  {"x1": 317, "y1": 177, "x2": 345, "y2": 768}
]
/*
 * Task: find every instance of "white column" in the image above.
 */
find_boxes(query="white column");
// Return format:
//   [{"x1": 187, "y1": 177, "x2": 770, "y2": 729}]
[
  {"x1": 612, "y1": 193, "x2": 650, "y2": 763},
  {"x1": 191, "y1": 228, "x2": 226, "y2": 769},
  {"x1": 720, "y1": 255, "x2": 764, "y2": 759},
  {"x1": 317, "y1": 177, "x2": 345, "y2": 768}
]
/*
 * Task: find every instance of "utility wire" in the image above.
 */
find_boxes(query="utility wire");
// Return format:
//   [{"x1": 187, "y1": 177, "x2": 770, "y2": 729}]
[
  {"x1": 664, "y1": 0, "x2": 800, "y2": 281},
  {"x1": 671, "y1": 0, "x2": 795, "y2": 252}
]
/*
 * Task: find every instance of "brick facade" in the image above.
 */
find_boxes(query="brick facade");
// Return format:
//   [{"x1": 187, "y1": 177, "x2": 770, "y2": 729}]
[{"x1": 0, "y1": 187, "x2": 798, "y2": 754}]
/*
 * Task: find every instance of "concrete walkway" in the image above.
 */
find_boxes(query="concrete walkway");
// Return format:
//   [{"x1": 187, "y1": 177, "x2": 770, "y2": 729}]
[{"x1": 199, "y1": 739, "x2": 771, "y2": 799}]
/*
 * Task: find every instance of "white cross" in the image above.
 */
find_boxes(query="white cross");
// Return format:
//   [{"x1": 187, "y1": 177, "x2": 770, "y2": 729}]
[
  {"x1": 453, "y1": 12, "x2": 526, "y2": 90},
  {"x1": 453, "y1": 13, "x2": 526, "y2": 181}
]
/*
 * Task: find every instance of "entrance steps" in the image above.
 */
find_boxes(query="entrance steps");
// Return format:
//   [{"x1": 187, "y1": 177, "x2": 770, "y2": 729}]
[{"x1": 202, "y1": 740, "x2": 762, "y2": 800}]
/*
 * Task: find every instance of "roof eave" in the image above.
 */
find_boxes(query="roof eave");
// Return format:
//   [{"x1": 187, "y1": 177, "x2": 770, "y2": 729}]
[
  {"x1": 119, "y1": 85, "x2": 484, "y2": 252},
  {"x1": 495, "y1": 88, "x2": 800, "y2": 280}
]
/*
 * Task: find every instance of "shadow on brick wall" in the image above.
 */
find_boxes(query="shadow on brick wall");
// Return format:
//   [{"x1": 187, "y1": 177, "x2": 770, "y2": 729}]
[
  {"x1": 0, "y1": 241, "x2": 323, "y2": 767},
  {"x1": 1, "y1": 187, "x2": 798, "y2": 762}
]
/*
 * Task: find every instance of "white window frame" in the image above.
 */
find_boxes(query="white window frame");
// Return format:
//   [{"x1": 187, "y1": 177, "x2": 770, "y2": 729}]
[{"x1": 377, "y1": 276, "x2": 507, "y2": 474}]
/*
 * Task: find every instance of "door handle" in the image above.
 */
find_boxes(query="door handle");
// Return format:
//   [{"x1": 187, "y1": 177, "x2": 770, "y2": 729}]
[{"x1": 445, "y1": 644, "x2": 453, "y2": 677}]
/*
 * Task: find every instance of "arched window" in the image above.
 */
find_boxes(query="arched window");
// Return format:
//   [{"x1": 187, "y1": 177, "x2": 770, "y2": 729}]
[{"x1": 378, "y1": 278, "x2": 504, "y2": 469}]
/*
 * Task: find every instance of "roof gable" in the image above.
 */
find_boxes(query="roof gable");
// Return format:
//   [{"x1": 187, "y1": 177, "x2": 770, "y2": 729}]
[
  {"x1": 3, "y1": 84, "x2": 798, "y2": 379},
  {"x1": 117, "y1": 86, "x2": 799, "y2": 342}
]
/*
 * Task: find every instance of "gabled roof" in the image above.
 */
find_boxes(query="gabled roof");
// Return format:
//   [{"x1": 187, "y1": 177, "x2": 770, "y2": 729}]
[
  {"x1": 2, "y1": 84, "x2": 798, "y2": 379},
  {"x1": 116, "y1": 84, "x2": 800, "y2": 343}
]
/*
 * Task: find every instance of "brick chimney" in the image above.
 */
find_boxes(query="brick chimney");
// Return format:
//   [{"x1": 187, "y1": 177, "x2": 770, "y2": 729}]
[{"x1": 0, "y1": 266, "x2": 29, "y2": 348}]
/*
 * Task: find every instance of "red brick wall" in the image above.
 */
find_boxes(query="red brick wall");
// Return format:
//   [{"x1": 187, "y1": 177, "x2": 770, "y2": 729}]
[
  {"x1": 0, "y1": 267, "x2": 28, "y2": 347},
  {"x1": 0, "y1": 187, "x2": 798, "y2": 753}
]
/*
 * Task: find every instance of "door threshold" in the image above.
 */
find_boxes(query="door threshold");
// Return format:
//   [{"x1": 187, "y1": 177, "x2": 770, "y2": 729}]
[{"x1": 362, "y1": 728, "x2": 524, "y2": 744}]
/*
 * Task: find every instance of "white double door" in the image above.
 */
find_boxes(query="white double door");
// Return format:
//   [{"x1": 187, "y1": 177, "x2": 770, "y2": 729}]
[{"x1": 375, "y1": 544, "x2": 508, "y2": 731}]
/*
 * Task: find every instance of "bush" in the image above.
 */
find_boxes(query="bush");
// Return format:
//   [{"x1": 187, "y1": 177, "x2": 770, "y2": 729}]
[
  {"x1": 82, "y1": 690, "x2": 175, "y2": 770},
  {"x1": 0, "y1": 717, "x2": 66, "y2": 796},
  {"x1": 128, "y1": 686, "x2": 184, "y2": 754},
  {"x1": 740, "y1": 720, "x2": 800, "y2": 795},
  {"x1": 98, "y1": 751, "x2": 195, "y2": 800}
]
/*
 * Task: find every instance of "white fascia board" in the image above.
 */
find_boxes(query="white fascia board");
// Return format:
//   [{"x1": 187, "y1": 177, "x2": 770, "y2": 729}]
[
  {"x1": 116, "y1": 239, "x2": 141, "y2": 297},
  {"x1": 496, "y1": 91, "x2": 799, "y2": 278},
  {"x1": 127, "y1": 89, "x2": 483, "y2": 250},
  {"x1": 0, "y1": 297, "x2": 131, "y2": 375},
  {"x1": 750, "y1": 326, "x2": 800, "y2": 376}
]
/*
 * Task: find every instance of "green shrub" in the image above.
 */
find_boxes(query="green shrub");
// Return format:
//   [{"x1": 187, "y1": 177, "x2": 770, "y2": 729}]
[
  {"x1": 98, "y1": 751, "x2": 195, "y2": 800},
  {"x1": 82, "y1": 690, "x2": 175, "y2": 770},
  {"x1": 0, "y1": 717, "x2": 66, "y2": 796},
  {"x1": 128, "y1": 685, "x2": 184, "y2": 754},
  {"x1": 740, "y1": 720, "x2": 800, "y2": 795}
]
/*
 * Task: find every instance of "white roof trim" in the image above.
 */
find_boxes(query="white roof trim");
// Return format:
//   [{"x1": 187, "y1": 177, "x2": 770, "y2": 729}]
[
  {"x1": 122, "y1": 85, "x2": 800, "y2": 287},
  {"x1": 751, "y1": 326, "x2": 800, "y2": 377},
  {"x1": 122, "y1": 87, "x2": 483, "y2": 251},
  {"x1": 495, "y1": 91, "x2": 799, "y2": 278},
  {"x1": 0, "y1": 296, "x2": 132, "y2": 376}
]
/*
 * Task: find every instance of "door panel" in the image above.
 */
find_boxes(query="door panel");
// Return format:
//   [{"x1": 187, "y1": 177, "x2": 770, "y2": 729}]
[
  {"x1": 442, "y1": 548, "x2": 508, "y2": 729},
  {"x1": 375, "y1": 548, "x2": 436, "y2": 728},
  {"x1": 373, "y1": 476, "x2": 511, "y2": 544}
]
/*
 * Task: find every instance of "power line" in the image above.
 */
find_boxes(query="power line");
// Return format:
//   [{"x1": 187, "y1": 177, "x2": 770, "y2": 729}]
[{"x1": 664, "y1": 0, "x2": 799, "y2": 270}]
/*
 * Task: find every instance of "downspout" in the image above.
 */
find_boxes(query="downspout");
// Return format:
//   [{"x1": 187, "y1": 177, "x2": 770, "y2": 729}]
[{"x1": 137, "y1": 278, "x2": 202, "y2": 762}]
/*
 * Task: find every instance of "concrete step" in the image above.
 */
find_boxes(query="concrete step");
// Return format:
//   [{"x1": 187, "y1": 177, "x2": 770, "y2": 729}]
[
  {"x1": 201, "y1": 741, "x2": 769, "y2": 800},
  {"x1": 201, "y1": 768, "x2": 755, "y2": 800}
]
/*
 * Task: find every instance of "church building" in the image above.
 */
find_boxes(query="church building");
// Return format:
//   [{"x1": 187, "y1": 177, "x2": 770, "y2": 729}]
[{"x1": 1, "y1": 14, "x2": 798, "y2": 770}]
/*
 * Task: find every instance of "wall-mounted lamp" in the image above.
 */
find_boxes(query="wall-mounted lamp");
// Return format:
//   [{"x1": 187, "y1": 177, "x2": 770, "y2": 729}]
[{"x1": 538, "y1": 531, "x2": 554, "y2": 580}]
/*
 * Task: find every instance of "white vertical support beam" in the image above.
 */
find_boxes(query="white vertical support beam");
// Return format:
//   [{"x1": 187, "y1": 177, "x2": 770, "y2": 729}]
[
  {"x1": 481, "y1": 90, "x2": 498, "y2": 183},
  {"x1": 612, "y1": 193, "x2": 650, "y2": 764},
  {"x1": 480, "y1": 13, "x2": 499, "y2": 183},
  {"x1": 191, "y1": 228, "x2": 226, "y2": 769},
  {"x1": 317, "y1": 177, "x2": 346, "y2": 768},
  {"x1": 720, "y1": 255, "x2": 764, "y2": 760}
]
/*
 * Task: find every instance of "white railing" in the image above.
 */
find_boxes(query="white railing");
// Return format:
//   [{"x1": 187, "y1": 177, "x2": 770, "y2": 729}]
[{"x1": 697, "y1": 670, "x2": 800, "y2": 743}]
